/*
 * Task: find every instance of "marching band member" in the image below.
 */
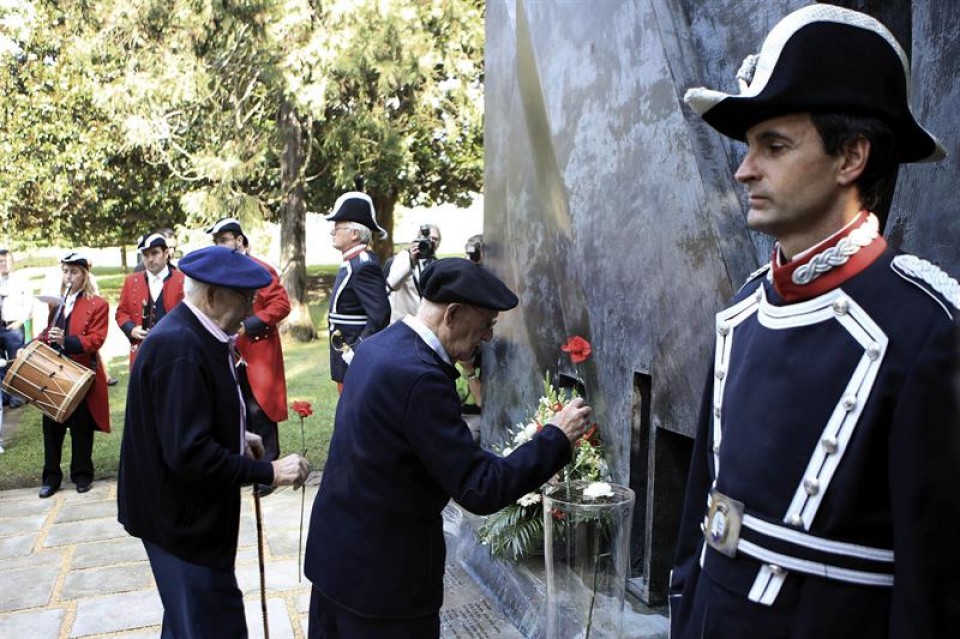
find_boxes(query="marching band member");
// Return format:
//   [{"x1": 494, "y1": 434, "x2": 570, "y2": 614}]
[
  {"x1": 207, "y1": 217, "x2": 291, "y2": 496},
  {"x1": 115, "y1": 232, "x2": 185, "y2": 367},
  {"x1": 37, "y1": 252, "x2": 110, "y2": 498},
  {"x1": 325, "y1": 192, "x2": 390, "y2": 393}
]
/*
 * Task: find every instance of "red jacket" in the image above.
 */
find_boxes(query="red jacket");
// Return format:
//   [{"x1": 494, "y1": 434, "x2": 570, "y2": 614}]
[
  {"x1": 237, "y1": 255, "x2": 290, "y2": 423},
  {"x1": 39, "y1": 294, "x2": 111, "y2": 433},
  {"x1": 115, "y1": 269, "x2": 186, "y2": 366}
]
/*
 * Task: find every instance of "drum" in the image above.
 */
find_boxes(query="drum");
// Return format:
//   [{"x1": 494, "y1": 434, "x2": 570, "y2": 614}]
[{"x1": 2, "y1": 341, "x2": 95, "y2": 423}]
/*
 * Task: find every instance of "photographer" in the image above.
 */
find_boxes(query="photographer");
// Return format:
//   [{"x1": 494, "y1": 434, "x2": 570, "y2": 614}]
[{"x1": 383, "y1": 223, "x2": 441, "y2": 323}]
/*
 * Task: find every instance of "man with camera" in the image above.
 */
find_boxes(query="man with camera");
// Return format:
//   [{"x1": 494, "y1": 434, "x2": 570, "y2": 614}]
[{"x1": 384, "y1": 223, "x2": 441, "y2": 323}]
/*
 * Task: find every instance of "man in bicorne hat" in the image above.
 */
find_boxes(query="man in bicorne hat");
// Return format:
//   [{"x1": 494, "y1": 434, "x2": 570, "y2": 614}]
[
  {"x1": 305, "y1": 258, "x2": 593, "y2": 638},
  {"x1": 671, "y1": 6, "x2": 960, "y2": 638},
  {"x1": 324, "y1": 192, "x2": 390, "y2": 392},
  {"x1": 118, "y1": 245, "x2": 309, "y2": 638},
  {"x1": 115, "y1": 232, "x2": 186, "y2": 366}
]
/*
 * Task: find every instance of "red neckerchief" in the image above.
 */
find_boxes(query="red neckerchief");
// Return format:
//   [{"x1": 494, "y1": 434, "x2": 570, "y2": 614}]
[{"x1": 771, "y1": 211, "x2": 887, "y2": 303}]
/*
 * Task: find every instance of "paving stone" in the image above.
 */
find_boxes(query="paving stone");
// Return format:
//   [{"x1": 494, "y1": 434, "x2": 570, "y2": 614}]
[
  {"x1": 55, "y1": 498, "x2": 117, "y2": 524},
  {"x1": 266, "y1": 526, "x2": 304, "y2": 557},
  {"x1": 0, "y1": 486, "x2": 41, "y2": 502},
  {"x1": 244, "y1": 597, "x2": 296, "y2": 639},
  {"x1": 70, "y1": 589, "x2": 163, "y2": 637},
  {"x1": 0, "y1": 565, "x2": 59, "y2": 612},
  {"x1": 62, "y1": 563, "x2": 153, "y2": 600},
  {"x1": 71, "y1": 536, "x2": 147, "y2": 570},
  {"x1": 60, "y1": 482, "x2": 112, "y2": 503},
  {"x1": 237, "y1": 558, "x2": 311, "y2": 596},
  {"x1": 0, "y1": 547, "x2": 63, "y2": 573},
  {"x1": 44, "y1": 516, "x2": 126, "y2": 548},
  {"x1": 0, "y1": 607, "x2": 65, "y2": 637},
  {"x1": 0, "y1": 532, "x2": 37, "y2": 559},
  {"x1": 0, "y1": 496, "x2": 56, "y2": 518},
  {"x1": 0, "y1": 514, "x2": 47, "y2": 536}
]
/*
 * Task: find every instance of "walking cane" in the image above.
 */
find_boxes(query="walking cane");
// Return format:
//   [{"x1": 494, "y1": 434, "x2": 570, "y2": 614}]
[{"x1": 254, "y1": 491, "x2": 270, "y2": 639}]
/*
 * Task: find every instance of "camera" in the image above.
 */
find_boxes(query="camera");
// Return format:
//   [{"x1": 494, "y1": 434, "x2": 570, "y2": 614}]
[{"x1": 416, "y1": 225, "x2": 436, "y2": 261}]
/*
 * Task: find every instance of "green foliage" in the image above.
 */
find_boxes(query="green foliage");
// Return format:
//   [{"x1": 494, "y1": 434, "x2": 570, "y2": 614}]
[
  {"x1": 0, "y1": 1, "x2": 186, "y2": 248},
  {"x1": 1, "y1": 0, "x2": 484, "y2": 290}
]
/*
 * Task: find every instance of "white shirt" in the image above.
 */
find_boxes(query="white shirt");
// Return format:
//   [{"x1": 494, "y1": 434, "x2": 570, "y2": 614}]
[
  {"x1": 0, "y1": 273, "x2": 31, "y2": 324},
  {"x1": 147, "y1": 266, "x2": 169, "y2": 302}
]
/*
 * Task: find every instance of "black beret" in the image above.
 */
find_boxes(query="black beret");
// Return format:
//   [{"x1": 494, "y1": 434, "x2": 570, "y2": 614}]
[
  {"x1": 419, "y1": 258, "x2": 518, "y2": 311},
  {"x1": 179, "y1": 246, "x2": 272, "y2": 290}
]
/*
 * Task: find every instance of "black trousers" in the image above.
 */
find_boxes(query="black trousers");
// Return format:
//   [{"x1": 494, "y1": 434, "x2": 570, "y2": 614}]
[
  {"x1": 143, "y1": 540, "x2": 247, "y2": 639},
  {"x1": 42, "y1": 401, "x2": 95, "y2": 488},
  {"x1": 308, "y1": 586, "x2": 440, "y2": 639}
]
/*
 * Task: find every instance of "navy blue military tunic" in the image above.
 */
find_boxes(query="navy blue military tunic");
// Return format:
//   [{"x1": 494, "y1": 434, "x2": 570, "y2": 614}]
[
  {"x1": 327, "y1": 244, "x2": 389, "y2": 382},
  {"x1": 670, "y1": 220, "x2": 960, "y2": 639}
]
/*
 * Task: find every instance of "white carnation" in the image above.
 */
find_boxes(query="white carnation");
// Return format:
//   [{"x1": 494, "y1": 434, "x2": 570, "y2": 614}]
[
  {"x1": 517, "y1": 493, "x2": 541, "y2": 507},
  {"x1": 583, "y1": 481, "x2": 614, "y2": 499},
  {"x1": 523, "y1": 422, "x2": 538, "y2": 439}
]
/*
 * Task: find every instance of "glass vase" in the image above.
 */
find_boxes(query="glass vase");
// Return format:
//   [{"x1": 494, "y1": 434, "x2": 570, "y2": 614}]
[{"x1": 542, "y1": 480, "x2": 636, "y2": 638}]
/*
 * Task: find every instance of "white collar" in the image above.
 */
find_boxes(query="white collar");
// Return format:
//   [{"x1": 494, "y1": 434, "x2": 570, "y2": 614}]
[
  {"x1": 147, "y1": 266, "x2": 170, "y2": 282},
  {"x1": 402, "y1": 315, "x2": 452, "y2": 366}
]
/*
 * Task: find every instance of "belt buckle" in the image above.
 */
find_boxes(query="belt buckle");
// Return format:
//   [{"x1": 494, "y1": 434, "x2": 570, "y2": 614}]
[{"x1": 704, "y1": 489, "x2": 744, "y2": 558}]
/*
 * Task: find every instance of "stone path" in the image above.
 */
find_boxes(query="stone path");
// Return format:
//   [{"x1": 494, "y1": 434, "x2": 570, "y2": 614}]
[{"x1": 0, "y1": 479, "x2": 523, "y2": 638}]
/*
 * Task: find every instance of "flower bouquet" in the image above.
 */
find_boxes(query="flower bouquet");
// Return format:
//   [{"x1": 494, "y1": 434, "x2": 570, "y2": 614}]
[{"x1": 478, "y1": 337, "x2": 609, "y2": 560}]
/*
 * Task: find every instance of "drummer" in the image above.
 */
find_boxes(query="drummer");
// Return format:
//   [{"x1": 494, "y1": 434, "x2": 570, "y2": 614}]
[{"x1": 35, "y1": 251, "x2": 110, "y2": 498}]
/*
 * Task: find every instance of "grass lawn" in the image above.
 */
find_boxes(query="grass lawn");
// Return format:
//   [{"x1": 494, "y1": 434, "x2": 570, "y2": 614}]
[{"x1": 0, "y1": 266, "x2": 340, "y2": 490}]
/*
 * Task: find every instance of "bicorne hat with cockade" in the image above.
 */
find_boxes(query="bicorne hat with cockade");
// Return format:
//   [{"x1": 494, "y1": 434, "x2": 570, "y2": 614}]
[
  {"x1": 325, "y1": 192, "x2": 388, "y2": 240},
  {"x1": 137, "y1": 232, "x2": 169, "y2": 253},
  {"x1": 684, "y1": 4, "x2": 946, "y2": 163}
]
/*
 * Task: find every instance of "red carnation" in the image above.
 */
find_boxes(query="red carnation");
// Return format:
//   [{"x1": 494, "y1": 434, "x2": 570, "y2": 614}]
[
  {"x1": 291, "y1": 400, "x2": 314, "y2": 418},
  {"x1": 561, "y1": 336, "x2": 592, "y2": 364}
]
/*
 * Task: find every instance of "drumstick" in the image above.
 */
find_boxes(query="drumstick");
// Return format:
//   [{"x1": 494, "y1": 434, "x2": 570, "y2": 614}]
[{"x1": 50, "y1": 283, "x2": 72, "y2": 331}]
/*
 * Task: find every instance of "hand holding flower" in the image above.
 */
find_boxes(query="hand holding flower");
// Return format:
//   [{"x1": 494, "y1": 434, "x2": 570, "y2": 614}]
[{"x1": 547, "y1": 396, "x2": 593, "y2": 445}]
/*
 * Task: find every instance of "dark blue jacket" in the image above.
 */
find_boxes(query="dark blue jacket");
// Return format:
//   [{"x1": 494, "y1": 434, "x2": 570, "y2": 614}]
[
  {"x1": 305, "y1": 321, "x2": 573, "y2": 617},
  {"x1": 670, "y1": 248, "x2": 960, "y2": 639},
  {"x1": 117, "y1": 303, "x2": 274, "y2": 569},
  {"x1": 327, "y1": 247, "x2": 390, "y2": 382}
]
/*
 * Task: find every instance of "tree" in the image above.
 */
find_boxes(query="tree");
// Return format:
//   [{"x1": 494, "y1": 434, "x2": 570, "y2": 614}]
[
  {"x1": 0, "y1": 1, "x2": 186, "y2": 251},
  {"x1": 3, "y1": 0, "x2": 485, "y2": 339},
  {"x1": 303, "y1": 0, "x2": 485, "y2": 262}
]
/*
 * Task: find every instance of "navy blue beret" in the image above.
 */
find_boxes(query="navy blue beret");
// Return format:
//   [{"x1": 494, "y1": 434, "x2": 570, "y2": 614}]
[
  {"x1": 179, "y1": 246, "x2": 272, "y2": 290},
  {"x1": 419, "y1": 258, "x2": 518, "y2": 311}
]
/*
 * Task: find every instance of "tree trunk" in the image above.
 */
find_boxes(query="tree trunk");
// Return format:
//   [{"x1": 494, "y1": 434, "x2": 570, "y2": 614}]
[
  {"x1": 370, "y1": 194, "x2": 397, "y2": 264},
  {"x1": 120, "y1": 246, "x2": 128, "y2": 273},
  {"x1": 278, "y1": 98, "x2": 316, "y2": 342}
]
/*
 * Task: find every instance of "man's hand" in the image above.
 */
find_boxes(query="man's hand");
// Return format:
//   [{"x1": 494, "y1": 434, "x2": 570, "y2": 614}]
[
  {"x1": 244, "y1": 431, "x2": 265, "y2": 460},
  {"x1": 548, "y1": 397, "x2": 593, "y2": 445},
  {"x1": 271, "y1": 454, "x2": 311, "y2": 489},
  {"x1": 130, "y1": 326, "x2": 149, "y2": 341},
  {"x1": 408, "y1": 239, "x2": 423, "y2": 261}
]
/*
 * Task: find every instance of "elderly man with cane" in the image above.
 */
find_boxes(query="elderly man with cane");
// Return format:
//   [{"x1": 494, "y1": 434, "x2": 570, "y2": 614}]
[{"x1": 118, "y1": 245, "x2": 309, "y2": 638}]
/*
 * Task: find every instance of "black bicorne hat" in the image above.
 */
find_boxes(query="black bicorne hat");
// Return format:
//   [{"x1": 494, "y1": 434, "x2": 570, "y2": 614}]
[
  {"x1": 325, "y1": 192, "x2": 388, "y2": 240},
  {"x1": 684, "y1": 5, "x2": 945, "y2": 163}
]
